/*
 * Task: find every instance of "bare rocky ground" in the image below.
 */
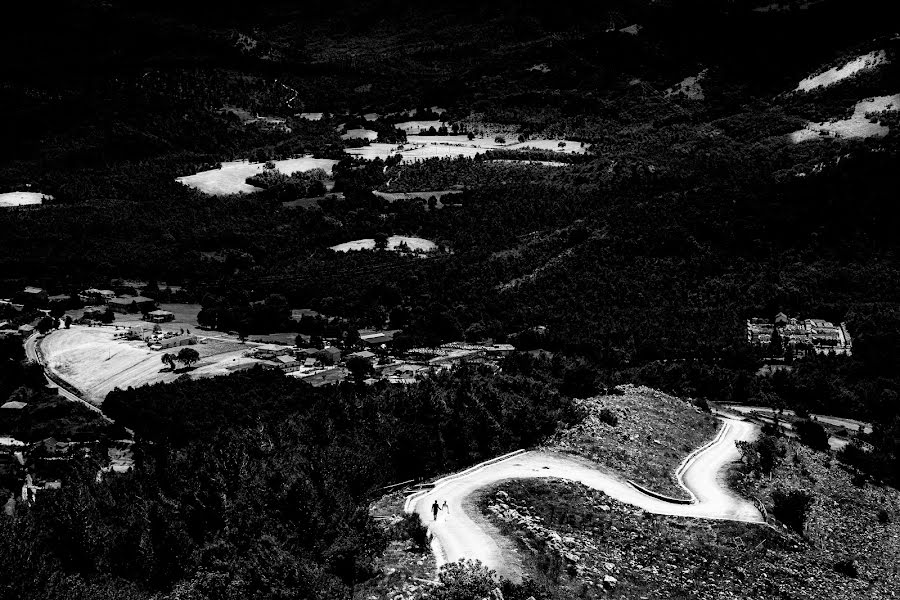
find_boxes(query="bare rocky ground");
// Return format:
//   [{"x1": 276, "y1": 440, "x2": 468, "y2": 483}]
[
  {"x1": 730, "y1": 437, "x2": 900, "y2": 598},
  {"x1": 546, "y1": 385, "x2": 719, "y2": 498},
  {"x1": 478, "y1": 443, "x2": 899, "y2": 599}
]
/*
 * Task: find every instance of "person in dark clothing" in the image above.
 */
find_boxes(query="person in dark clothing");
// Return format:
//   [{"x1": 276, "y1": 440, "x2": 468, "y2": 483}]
[{"x1": 432, "y1": 500, "x2": 440, "y2": 521}]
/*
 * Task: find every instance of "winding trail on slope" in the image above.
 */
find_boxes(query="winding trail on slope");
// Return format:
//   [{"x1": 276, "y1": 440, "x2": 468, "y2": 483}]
[{"x1": 405, "y1": 416, "x2": 761, "y2": 581}]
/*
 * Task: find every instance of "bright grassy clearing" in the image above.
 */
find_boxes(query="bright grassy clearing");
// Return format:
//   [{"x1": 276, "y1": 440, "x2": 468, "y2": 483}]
[
  {"x1": 0, "y1": 191, "x2": 50, "y2": 207},
  {"x1": 176, "y1": 156, "x2": 338, "y2": 195},
  {"x1": 329, "y1": 235, "x2": 436, "y2": 253},
  {"x1": 791, "y1": 93, "x2": 899, "y2": 142},
  {"x1": 41, "y1": 326, "x2": 252, "y2": 405},
  {"x1": 394, "y1": 120, "x2": 445, "y2": 133},
  {"x1": 341, "y1": 128, "x2": 378, "y2": 140},
  {"x1": 796, "y1": 50, "x2": 889, "y2": 92},
  {"x1": 345, "y1": 136, "x2": 587, "y2": 162}
]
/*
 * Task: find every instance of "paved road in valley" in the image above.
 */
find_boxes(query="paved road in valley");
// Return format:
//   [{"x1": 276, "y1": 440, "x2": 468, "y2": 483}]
[{"x1": 405, "y1": 416, "x2": 762, "y2": 581}]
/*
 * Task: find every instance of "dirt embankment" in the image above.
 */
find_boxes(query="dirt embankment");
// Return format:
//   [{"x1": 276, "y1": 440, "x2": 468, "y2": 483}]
[{"x1": 546, "y1": 385, "x2": 719, "y2": 498}]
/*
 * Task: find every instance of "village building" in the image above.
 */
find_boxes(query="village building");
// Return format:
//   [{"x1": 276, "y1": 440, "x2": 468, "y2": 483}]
[
  {"x1": 358, "y1": 329, "x2": 402, "y2": 348},
  {"x1": 273, "y1": 355, "x2": 302, "y2": 373},
  {"x1": 145, "y1": 309, "x2": 175, "y2": 323},
  {"x1": 747, "y1": 315, "x2": 852, "y2": 356},
  {"x1": 47, "y1": 294, "x2": 71, "y2": 305},
  {"x1": 17, "y1": 324, "x2": 34, "y2": 337},
  {"x1": 150, "y1": 334, "x2": 197, "y2": 351},
  {"x1": 108, "y1": 296, "x2": 157, "y2": 314},
  {"x1": 254, "y1": 344, "x2": 294, "y2": 360}
]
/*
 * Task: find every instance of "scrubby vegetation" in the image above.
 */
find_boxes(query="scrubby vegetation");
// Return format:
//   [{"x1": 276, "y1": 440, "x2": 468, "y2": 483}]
[{"x1": 0, "y1": 366, "x2": 578, "y2": 599}]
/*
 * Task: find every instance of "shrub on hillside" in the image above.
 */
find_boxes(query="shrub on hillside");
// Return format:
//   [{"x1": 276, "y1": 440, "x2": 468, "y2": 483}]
[
  {"x1": 598, "y1": 408, "x2": 618, "y2": 427},
  {"x1": 771, "y1": 488, "x2": 814, "y2": 534},
  {"x1": 795, "y1": 419, "x2": 829, "y2": 451},
  {"x1": 737, "y1": 434, "x2": 784, "y2": 476},
  {"x1": 833, "y1": 558, "x2": 859, "y2": 578},
  {"x1": 395, "y1": 513, "x2": 430, "y2": 551}
]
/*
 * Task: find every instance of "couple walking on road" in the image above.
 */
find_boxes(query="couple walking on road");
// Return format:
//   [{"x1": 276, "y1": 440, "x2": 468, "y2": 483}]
[{"x1": 432, "y1": 500, "x2": 449, "y2": 520}]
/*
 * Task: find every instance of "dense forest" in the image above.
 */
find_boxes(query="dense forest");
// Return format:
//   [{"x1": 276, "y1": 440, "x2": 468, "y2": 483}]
[
  {"x1": 1, "y1": 366, "x2": 577, "y2": 599},
  {"x1": 1, "y1": 1, "x2": 899, "y2": 597}
]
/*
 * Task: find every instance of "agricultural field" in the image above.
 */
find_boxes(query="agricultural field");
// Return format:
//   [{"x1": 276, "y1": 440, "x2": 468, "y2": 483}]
[
  {"x1": 341, "y1": 128, "x2": 378, "y2": 140},
  {"x1": 176, "y1": 157, "x2": 338, "y2": 195},
  {"x1": 795, "y1": 50, "x2": 889, "y2": 92},
  {"x1": 372, "y1": 189, "x2": 461, "y2": 207},
  {"x1": 394, "y1": 119, "x2": 446, "y2": 134},
  {"x1": 345, "y1": 136, "x2": 586, "y2": 162},
  {"x1": 791, "y1": 94, "x2": 899, "y2": 142},
  {"x1": 41, "y1": 326, "x2": 253, "y2": 405},
  {"x1": 329, "y1": 235, "x2": 436, "y2": 253},
  {"x1": 0, "y1": 191, "x2": 49, "y2": 207}
]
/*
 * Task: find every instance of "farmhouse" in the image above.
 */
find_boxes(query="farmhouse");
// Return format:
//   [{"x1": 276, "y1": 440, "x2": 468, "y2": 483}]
[
  {"x1": 17, "y1": 324, "x2": 34, "y2": 337},
  {"x1": 108, "y1": 296, "x2": 157, "y2": 314},
  {"x1": 145, "y1": 309, "x2": 175, "y2": 323},
  {"x1": 48, "y1": 294, "x2": 71, "y2": 305}
]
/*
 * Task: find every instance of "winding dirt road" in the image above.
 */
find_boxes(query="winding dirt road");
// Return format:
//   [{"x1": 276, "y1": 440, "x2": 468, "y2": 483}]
[{"x1": 405, "y1": 416, "x2": 762, "y2": 580}]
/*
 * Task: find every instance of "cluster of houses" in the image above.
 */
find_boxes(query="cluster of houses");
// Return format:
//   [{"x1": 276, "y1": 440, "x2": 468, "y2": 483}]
[
  {"x1": 1, "y1": 395, "x2": 135, "y2": 510},
  {"x1": 747, "y1": 313, "x2": 853, "y2": 357},
  {"x1": 232, "y1": 332, "x2": 518, "y2": 387}
]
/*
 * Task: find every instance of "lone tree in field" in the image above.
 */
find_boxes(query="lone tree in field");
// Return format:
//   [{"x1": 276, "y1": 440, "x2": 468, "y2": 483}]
[
  {"x1": 161, "y1": 353, "x2": 176, "y2": 371},
  {"x1": 176, "y1": 347, "x2": 200, "y2": 369},
  {"x1": 373, "y1": 232, "x2": 389, "y2": 251}
]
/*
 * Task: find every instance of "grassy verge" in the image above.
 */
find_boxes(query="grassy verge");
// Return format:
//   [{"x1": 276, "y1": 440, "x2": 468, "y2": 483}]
[{"x1": 546, "y1": 385, "x2": 719, "y2": 498}]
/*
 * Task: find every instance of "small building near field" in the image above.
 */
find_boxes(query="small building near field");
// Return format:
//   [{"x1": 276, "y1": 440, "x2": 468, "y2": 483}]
[
  {"x1": 108, "y1": 296, "x2": 157, "y2": 314},
  {"x1": 359, "y1": 329, "x2": 402, "y2": 348},
  {"x1": 254, "y1": 344, "x2": 293, "y2": 360},
  {"x1": 145, "y1": 309, "x2": 175, "y2": 323},
  {"x1": 273, "y1": 355, "x2": 302, "y2": 372},
  {"x1": 151, "y1": 334, "x2": 197, "y2": 351},
  {"x1": 17, "y1": 324, "x2": 34, "y2": 337},
  {"x1": 48, "y1": 294, "x2": 71, "y2": 305}
]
